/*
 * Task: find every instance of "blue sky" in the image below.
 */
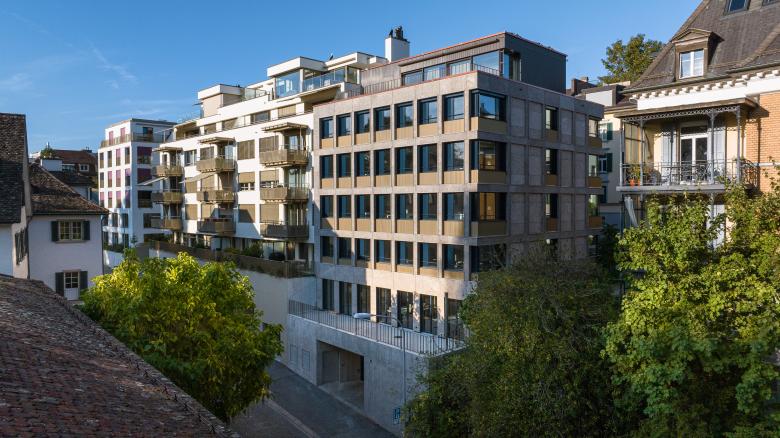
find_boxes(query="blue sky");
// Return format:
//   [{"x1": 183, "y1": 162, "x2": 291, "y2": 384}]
[{"x1": 0, "y1": 0, "x2": 700, "y2": 153}]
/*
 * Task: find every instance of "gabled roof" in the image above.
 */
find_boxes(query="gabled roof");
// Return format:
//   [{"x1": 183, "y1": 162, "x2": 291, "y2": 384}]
[
  {"x1": 0, "y1": 275, "x2": 234, "y2": 436},
  {"x1": 0, "y1": 113, "x2": 28, "y2": 224},
  {"x1": 47, "y1": 170, "x2": 95, "y2": 187},
  {"x1": 629, "y1": 0, "x2": 780, "y2": 91},
  {"x1": 29, "y1": 164, "x2": 106, "y2": 216},
  {"x1": 47, "y1": 148, "x2": 97, "y2": 166}
]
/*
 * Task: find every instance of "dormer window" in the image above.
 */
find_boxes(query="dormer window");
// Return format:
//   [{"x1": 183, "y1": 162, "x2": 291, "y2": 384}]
[
  {"x1": 679, "y1": 49, "x2": 704, "y2": 78},
  {"x1": 726, "y1": 0, "x2": 749, "y2": 13}
]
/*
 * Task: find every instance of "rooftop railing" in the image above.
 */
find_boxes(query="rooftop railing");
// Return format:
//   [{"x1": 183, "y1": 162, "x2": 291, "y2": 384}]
[
  {"x1": 288, "y1": 300, "x2": 465, "y2": 356},
  {"x1": 100, "y1": 132, "x2": 167, "y2": 148}
]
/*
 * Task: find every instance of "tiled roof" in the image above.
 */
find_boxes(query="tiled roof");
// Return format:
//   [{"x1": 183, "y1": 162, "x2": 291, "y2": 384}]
[
  {"x1": 48, "y1": 148, "x2": 97, "y2": 166},
  {"x1": 48, "y1": 170, "x2": 95, "y2": 187},
  {"x1": 29, "y1": 164, "x2": 106, "y2": 215},
  {"x1": 629, "y1": 0, "x2": 780, "y2": 91},
  {"x1": 0, "y1": 275, "x2": 237, "y2": 437},
  {"x1": 0, "y1": 113, "x2": 27, "y2": 224}
]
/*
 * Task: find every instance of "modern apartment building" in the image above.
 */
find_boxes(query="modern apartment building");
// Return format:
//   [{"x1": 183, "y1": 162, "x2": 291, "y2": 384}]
[
  {"x1": 613, "y1": 0, "x2": 780, "y2": 226},
  {"x1": 278, "y1": 31, "x2": 604, "y2": 433},
  {"x1": 97, "y1": 119, "x2": 175, "y2": 251}
]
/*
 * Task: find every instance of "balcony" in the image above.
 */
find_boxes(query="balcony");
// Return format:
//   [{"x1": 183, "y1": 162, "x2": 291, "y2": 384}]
[
  {"x1": 197, "y1": 218, "x2": 235, "y2": 235},
  {"x1": 259, "y1": 221, "x2": 309, "y2": 239},
  {"x1": 259, "y1": 185, "x2": 309, "y2": 203},
  {"x1": 150, "y1": 217, "x2": 182, "y2": 230},
  {"x1": 149, "y1": 241, "x2": 312, "y2": 278},
  {"x1": 100, "y1": 132, "x2": 166, "y2": 148},
  {"x1": 151, "y1": 191, "x2": 183, "y2": 204},
  {"x1": 152, "y1": 164, "x2": 183, "y2": 177},
  {"x1": 259, "y1": 147, "x2": 309, "y2": 167},
  {"x1": 619, "y1": 159, "x2": 758, "y2": 193},
  {"x1": 195, "y1": 157, "x2": 236, "y2": 173},
  {"x1": 288, "y1": 300, "x2": 464, "y2": 356},
  {"x1": 197, "y1": 189, "x2": 236, "y2": 203}
]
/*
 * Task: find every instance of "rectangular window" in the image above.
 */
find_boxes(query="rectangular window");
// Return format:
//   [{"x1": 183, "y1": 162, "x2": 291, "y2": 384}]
[
  {"x1": 418, "y1": 193, "x2": 437, "y2": 220},
  {"x1": 402, "y1": 70, "x2": 423, "y2": 85},
  {"x1": 396, "y1": 194, "x2": 412, "y2": 219},
  {"x1": 320, "y1": 195, "x2": 333, "y2": 218},
  {"x1": 338, "y1": 237, "x2": 352, "y2": 260},
  {"x1": 376, "y1": 287, "x2": 392, "y2": 322},
  {"x1": 679, "y1": 49, "x2": 704, "y2": 78},
  {"x1": 239, "y1": 182, "x2": 255, "y2": 191},
  {"x1": 276, "y1": 70, "x2": 300, "y2": 98},
  {"x1": 473, "y1": 51, "x2": 500, "y2": 73},
  {"x1": 444, "y1": 193, "x2": 464, "y2": 220},
  {"x1": 58, "y1": 221, "x2": 83, "y2": 241},
  {"x1": 726, "y1": 0, "x2": 749, "y2": 13},
  {"x1": 589, "y1": 194, "x2": 599, "y2": 217},
  {"x1": 545, "y1": 149, "x2": 558, "y2": 175},
  {"x1": 444, "y1": 141, "x2": 465, "y2": 171},
  {"x1": 357, "y1": 284, "x2": 370, "y2": 314},
  {"x1": 588, "y1": 118, "x2": 599, "y2": 138},
  {"x1": 443, "y1": 93, "x2": 465, "y2": 121},
  {"x1": 355, "y1": 151, "x2": 370, "y2": 176},
  {"x1": 356, "y1": 239, "x2": 370, "y2": 261},
  {"x1": 375, "y1": 240, "x2": 391, "y2": 263},
  {"x1": 375, "y1": 107, "x2": 391, "y2": 131},
  {"x1": 337, "y1": 195, "x2": 351, "y2": 218},
  {"x1": 64, "y1": 271, "x2": 80, "y2": 289},
  {"x1": 446, "y1": 298, "x2": 464, "y2": 339},
  {"x1": 588, "y1": 154, "x2": 599, "y2": 177},
  {"x1": 545, "y1": 107, "x2": 559, "y2": 131},
  {"x1": 320, "y1": 155, "x2": 334, "y2": 178},
  {"x1": 396, "y1": 103, "x2": 413, "y2": 128},
  {"x1": 397, "y1": 291, "x2": 414, "y2": 329},
  {"x1": 396, "y1": 241, "x2": 413, "y2": 265},
  {"x1": 470, "y1": 91, "x2": 506, "y2": 121},
  {"x1": 470, "y1": 244, "x2": 506, "y2": 273},
  {"x1": 419, "y1": 242, "x2": 438, "y2": 267},
  {"x1": 337, "y1": 114, "x2": 351, "y2": 136},
  {"x1": 339, "y1": 281, "x2": 352, "y2": 315},
  {"x1": 599, "y1": 121, "x2": 614, "y2": 141},
  {"x1": 546, "y1": 193, "x2": 559, "y2": 219},
  {"x1": 470, "y1": 140, "x2": 505, "y2": 171},
  {"x1": 184, "y1": 150, "x2": 196, "y2": 165},
  {"x1": 321, "y1": 236, "x2": 334, "y2": 258},
  {"x1": 448, "y1": 59, "x2": 471, "y2": 75},
  {"x1": 424, "y1": 64, "x2": 446, "y2": 81},
  {"x1": 320, "y1": 117, "x2": 334, "y2": 139},
  {"x1": 419, "y1": 98, "x2": 438, "y2": 124},
  {"x1": 337, "y1": 153, "x2": 351, "y2": 177},
  {"x1": 470, "y1": 192, "x2": 506, "y2": 221},
  {"x1": 419, "y1": 144, "x2": 437, "y2": 173},
  {"x1": 375, "y1": 194, "x2": 391, "y2": 219},
  {"x1": 395, "y1": 147, "x2": 413, "y2": 174},
  {"x1": 322, "y1": 279, "x2": 334, "y2": 311},
  {"x1": 356, "y1": 194, "x2": 371, "y2": 218},
  {"x1": 355, "y1": 111, "x2": 370, "y2": 134},
  {"x1": 420, "y1": 294, "x2": 438, "y2": 335},
  {"x1": 444, "y1": 244, "x2": 464, "y2": 270},
  {"x1": 252, "y1": 111, "x2": 270, "y2": 123},
  {"x1": 375, "y1": 149, "x2": 391, "y2": 175},
  {"x1": 237, "y1": 140, "x2": 255, "y2": 160},
  {"x1": 599, "y1": 153, "x2": 613, "y2": 173}
]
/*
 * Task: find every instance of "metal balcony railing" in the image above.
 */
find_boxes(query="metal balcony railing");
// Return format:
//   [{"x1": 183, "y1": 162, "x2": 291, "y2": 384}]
[
  {"x1": 259, "y1": 146, "x2": 309, "y2": 167},
  {"x1": 620, "y1": 159, "x2": 758, "y2": 188},
  {"x1": 288, "y1": 300, "x2": 465, "y2": 356},
  {"x1": 100, "y1": 132, "x2": 167, "y2": 148}
]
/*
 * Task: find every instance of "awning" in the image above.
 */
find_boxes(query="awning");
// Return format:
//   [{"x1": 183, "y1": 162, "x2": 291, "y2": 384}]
[
  {"x1": 182, "y1": 172, "x2": 216, "y2": 184},
  {"x1": 263, "y1": 122, "x2": 307, "y2": 132},
  {"x1": 198, "y1": 136, "x2": 234, "y2": 144},
  {"x1": 138, "y1": 176, "x2": 166, "y2": 186}
]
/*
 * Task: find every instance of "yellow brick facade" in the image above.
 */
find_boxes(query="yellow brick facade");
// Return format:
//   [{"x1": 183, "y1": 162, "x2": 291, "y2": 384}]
[{"x1": 744, "y1": 91, "x2": 780, "y2": 192}]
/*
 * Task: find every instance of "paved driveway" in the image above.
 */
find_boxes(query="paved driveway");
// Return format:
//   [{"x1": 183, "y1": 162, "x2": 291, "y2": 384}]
[{"x1": 231, "y1": 362, "x2": 395, "y2": 438}]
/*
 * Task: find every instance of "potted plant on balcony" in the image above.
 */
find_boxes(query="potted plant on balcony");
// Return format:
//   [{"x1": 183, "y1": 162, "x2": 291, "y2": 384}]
[{"x1": 627, "y1": 164, "x2": 641, "y2": 186}]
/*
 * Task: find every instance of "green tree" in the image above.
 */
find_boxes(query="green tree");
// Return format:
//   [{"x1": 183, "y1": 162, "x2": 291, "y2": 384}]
[
  {"x1": 599, "y1": 34, "x2": 663, "y2": 84},
  {"x1": 604, "y1": 187, "x2": 780, "y2": 436},
  {"x1": 405, "y1": 249, "x2": 625, "y2": 437},
  {"x1": 81, "y1": 251, "x2": 283, "y2": 420}
]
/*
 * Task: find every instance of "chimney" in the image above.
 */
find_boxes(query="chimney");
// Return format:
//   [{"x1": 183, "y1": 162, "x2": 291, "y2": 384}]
[{"x1": 384, "y1": 26, "x2": 410, "y2": 62}]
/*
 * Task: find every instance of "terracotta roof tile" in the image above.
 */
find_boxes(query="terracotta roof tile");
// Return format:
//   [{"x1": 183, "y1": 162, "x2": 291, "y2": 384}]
[
  {"x1": 0, "y1": 275, "x2": 237, "y2": 437},
  {"x1": 0, "y1": 113, "x2": 28, "y2": 224},
  {"x1": 29, "y1": 164, "x2": 106, "y2": 216}
]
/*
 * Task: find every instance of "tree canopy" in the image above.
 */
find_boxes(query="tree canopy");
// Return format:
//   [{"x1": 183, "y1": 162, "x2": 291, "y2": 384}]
[
  {"x1": 604, "y1": 186, "x2": 780, "y2": 436},
  {"x1": 599, "y1": 34, "x2": 663, "y2": 84},
  {"x1": 405, "y1": 250, "x2": 624, "y2": 437},
  {"x1": 81, "y1": 251, "x2": 283, "y2": 420}
]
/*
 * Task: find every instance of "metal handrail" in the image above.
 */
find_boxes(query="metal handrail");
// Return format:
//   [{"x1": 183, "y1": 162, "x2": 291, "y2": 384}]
[{"x1": 620, "y1": 159, "x2": 758, "y2": 187}]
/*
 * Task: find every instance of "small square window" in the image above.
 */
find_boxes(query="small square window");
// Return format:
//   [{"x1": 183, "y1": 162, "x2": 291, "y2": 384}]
[
  {"x1": 725, "y1": 0, "x2": 749, "y2": 13},
  {"x1": 59, "y1": 221, "x2": 83, "y2": 241},
  {"x1": 64, "y1": 271, "x2": 80, "y2": 289},
  {"x1": 679, "y1": 49, "x2": 704, "y2": 79}
]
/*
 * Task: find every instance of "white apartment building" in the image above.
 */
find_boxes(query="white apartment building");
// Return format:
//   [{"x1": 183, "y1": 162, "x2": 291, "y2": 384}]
[{"x1": 97, "y1": 119, "x2": 175, "y2": 254}]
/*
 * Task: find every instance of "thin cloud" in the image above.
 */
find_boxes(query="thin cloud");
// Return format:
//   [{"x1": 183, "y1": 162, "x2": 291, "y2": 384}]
[
  {"x1": 90, "y1": 44, "x2": 137, "y2": 86},
  {"x1": 0, "y1": 73, "x2": 33, "y2": 92}
]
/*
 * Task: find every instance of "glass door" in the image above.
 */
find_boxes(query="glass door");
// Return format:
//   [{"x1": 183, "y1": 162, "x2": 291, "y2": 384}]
[{"x1": 680, "y1": 127, "x2": 708, "y2": 183}]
